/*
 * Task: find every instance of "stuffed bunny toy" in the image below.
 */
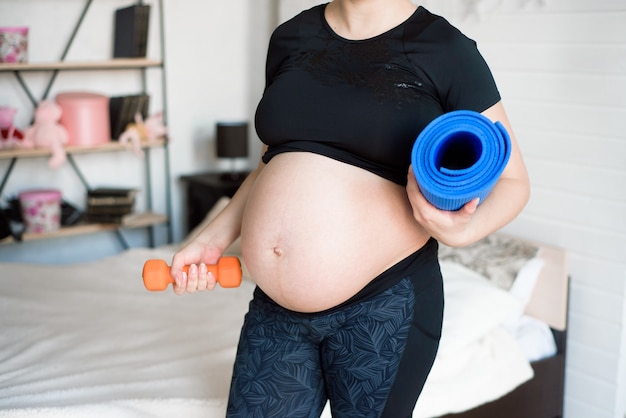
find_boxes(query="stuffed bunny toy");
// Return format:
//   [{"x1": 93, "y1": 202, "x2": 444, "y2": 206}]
[{"x1": 23, "y1": 100, "x2": 69, "y2": 168}]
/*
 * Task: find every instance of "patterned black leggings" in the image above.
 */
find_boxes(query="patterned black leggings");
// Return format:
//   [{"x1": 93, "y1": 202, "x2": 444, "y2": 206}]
[{"x1": 227, "y1": 243, "x2": 443, "y2": 418}]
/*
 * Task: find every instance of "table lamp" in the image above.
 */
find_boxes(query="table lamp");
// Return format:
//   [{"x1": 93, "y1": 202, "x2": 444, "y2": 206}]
[{"x1": 216, "y1": 121, "x2": 249, "y2": 181}]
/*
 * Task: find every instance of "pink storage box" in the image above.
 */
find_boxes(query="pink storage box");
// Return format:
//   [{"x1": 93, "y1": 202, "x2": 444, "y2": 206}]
[
  {"x1": 19, "y1": 189, "x2": 62, "y2": 234},
  {"x1": 0, "y1": 26, "x2": 28, "y2": 63},
  {"x1": 56, "y1": 92, "x2": 110, "y2": 146}
]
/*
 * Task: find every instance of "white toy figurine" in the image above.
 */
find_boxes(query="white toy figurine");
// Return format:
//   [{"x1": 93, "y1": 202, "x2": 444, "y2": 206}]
[{"x1": 118, "y1": 112, "x2": 168, "y2": 157}]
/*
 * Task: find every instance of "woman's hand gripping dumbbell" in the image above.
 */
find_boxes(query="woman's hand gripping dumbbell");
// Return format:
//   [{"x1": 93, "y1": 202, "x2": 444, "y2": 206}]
[{"x1": 142, "y1": 256, "x2": 242, "y2": 291}]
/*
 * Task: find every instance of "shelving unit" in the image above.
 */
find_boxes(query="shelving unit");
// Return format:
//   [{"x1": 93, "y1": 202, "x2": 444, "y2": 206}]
[{"x1": 0, "y1": 0, "x2": 172, "y2": 249}]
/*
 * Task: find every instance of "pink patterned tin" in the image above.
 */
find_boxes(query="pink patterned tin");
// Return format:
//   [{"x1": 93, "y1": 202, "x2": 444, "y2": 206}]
[
  {"x1": 19, "y1": 189, "x2": 62, "y2": 234},
  {"x1": 0, "y1": 27, "x2": 28, "y2": 63}
]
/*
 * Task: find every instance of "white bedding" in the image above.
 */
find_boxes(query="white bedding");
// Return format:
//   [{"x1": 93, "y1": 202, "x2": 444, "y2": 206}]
[
  {"x1": 0, "y1": 246, "x2": 253, "y2": 417},
  {"x1": 0, "y1": 241, "x2": 555, "y2": 417}
]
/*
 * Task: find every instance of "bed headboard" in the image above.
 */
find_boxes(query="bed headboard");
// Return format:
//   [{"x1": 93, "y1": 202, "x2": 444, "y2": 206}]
[{"x1": 525, "y1": 242, "x2": 569, "y2": 331}]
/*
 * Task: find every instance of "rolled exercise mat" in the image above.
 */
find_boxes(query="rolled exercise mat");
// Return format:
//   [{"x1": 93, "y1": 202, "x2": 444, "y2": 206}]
[{"x1": 411, "y1": 110, "x2": 511, "y2": 211}]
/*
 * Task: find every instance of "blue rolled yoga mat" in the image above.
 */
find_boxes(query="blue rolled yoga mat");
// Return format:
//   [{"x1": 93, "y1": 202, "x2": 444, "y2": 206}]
[{"x1": 411, "y1": 110, "x2": 511, "y2": 211}]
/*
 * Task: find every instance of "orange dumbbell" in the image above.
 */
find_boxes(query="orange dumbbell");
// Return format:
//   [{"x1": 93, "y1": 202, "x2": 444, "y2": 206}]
[{"x1": 142, "y1": 257, "x2": 242, "y2": 291}]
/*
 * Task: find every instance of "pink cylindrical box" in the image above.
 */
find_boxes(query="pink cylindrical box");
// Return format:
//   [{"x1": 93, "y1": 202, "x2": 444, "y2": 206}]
[
  {"x1": 56, "y1": 92, "x2": 111, "y2": 146},
  {"x1": 19, "y1": 189, "x2": 62, "y2": 234},
  {"x1": 0, "y1": 26, "x2": 29, "y2": 63}
]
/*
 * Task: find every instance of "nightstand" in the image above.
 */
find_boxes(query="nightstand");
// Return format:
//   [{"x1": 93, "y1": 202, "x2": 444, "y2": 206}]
[{"x1": 180, "y1": 172, "x2": 248, "y2": 233}]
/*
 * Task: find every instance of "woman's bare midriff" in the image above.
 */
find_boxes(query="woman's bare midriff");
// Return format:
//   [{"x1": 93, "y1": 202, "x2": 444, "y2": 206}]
[{"x1": 241, "y1": 152, "x2": 430, "y2": 312}]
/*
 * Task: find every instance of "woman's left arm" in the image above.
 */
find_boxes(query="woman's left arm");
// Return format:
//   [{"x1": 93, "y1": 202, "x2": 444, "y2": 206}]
[{"x1": 406, "y1": 101, "x2": 530, "y2": 247}]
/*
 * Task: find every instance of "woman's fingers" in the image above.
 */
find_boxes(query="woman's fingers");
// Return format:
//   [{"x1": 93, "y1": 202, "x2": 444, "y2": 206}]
[
  {"x1": 185, "y1": 264, "x2": 198, "y2": 293},
  {"x1": 173, "y1": 271, "x2": 188, "y2": 295},
  {"x1": 177, "y1": 263, "x2": 218, "y2": 294}
]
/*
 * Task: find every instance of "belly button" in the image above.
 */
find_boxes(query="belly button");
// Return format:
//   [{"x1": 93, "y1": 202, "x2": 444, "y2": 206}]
[{"x1": 273, "y1": 247, "x2": 283, "y2": 257}]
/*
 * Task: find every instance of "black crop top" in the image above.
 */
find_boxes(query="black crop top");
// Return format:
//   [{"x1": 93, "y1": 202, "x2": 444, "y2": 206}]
[{"x1": 255, "y1": 4, "x2": 501, "y2": 185}]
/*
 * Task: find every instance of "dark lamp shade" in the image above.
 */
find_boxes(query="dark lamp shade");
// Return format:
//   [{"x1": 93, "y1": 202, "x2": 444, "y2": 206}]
[{"x1": 216, "y1": 122, "x2": 249, "y2": 158}]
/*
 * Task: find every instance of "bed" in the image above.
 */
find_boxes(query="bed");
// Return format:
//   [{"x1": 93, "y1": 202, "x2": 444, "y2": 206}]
[{"x1": 0, "y1": 198, "x2": 568, "y2": 418}]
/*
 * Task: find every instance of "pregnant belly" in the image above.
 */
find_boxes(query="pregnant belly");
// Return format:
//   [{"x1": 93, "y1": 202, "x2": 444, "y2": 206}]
[{"x1": 240, "y1": 152, "x2": 429, "y2": 312}]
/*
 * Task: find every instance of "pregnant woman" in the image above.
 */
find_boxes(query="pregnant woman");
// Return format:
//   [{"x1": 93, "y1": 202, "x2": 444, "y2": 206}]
[{"x1": 170, "y1": 1, "x2": 529, "y2": 417}]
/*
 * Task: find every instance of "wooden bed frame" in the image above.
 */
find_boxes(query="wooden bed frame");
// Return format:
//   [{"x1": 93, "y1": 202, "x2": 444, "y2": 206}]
[{"x1": 442, "y1": 243, "x2": 569, "y2": 418}]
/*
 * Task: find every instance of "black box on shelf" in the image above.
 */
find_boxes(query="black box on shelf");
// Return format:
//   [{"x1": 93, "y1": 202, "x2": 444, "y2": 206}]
[
  {"x1": 87, "y1": 188, "x2": 137, "y2": 203},
  {"x1": 113, "y1": 4, "x2": 151, "y2": 58},
  {"x1": 109, "y1": 94, "x2": 150, "y2": 140},
  {"x1": 86, "y1": 204, "x2": 135, "y2": 216},
  {"x1": 86, "y1": 188, "x2": 138, "y2": 224},
  {"x1": 85, "y1": 213, "x2": 137, "y2": 225},
  {"x1": 88, "y1": 188, "x2": 136, "y2": 196}
]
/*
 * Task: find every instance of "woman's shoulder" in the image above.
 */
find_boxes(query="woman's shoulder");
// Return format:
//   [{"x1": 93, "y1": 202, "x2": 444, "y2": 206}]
[
  {"x1": 266, "y1": 4, "x2": 327, "y2": 68},
  {"x1": 406, "y1": 6, "x2": 475, "y2": 47},
  {"x1": 403, "y1": 7, "x2": 500, "y2": 112},
  {"x1": 272, "y1": 4, "x2": 326, "y2": 40}
]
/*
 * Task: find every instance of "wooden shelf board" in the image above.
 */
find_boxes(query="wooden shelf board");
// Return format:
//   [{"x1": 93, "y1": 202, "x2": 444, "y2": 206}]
[
  {"x1": 0, "y1": 138, "x2": 166, "y2": 160},
  {"x1": 0, "y1": 212, "x2": 168, "y2": 245},
  {"x1": 0, "y1": 58, "x2": 162, "y2": 72}
]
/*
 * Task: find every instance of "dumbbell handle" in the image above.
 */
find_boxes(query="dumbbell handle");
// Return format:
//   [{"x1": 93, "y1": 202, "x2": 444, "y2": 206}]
[{"x1": 142, "y1": 257, "x2": 242, "y2": 291}]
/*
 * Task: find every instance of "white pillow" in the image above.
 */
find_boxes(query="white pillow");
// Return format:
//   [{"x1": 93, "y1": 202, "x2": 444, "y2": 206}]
[
  {"x1": 508, "y1": 257, "x2": 544, "y2": 307},
  {"x1": 438, "y1": 261, "x2": 525, "y2": 356}
]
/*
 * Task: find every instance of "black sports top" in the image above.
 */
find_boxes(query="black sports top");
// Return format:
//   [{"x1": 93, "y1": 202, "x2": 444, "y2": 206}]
[{"x1": 255, "y1": 4, "x2": 501, "y2": 185}]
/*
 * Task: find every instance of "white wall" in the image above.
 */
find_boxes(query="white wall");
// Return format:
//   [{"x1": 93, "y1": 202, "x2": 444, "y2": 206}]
[
  {"x1": 161, "y1": 0, "x2": 273, "y2": 242},
  {"x1": 1, "y1": 1, "x2": 624, "y2": 417}
]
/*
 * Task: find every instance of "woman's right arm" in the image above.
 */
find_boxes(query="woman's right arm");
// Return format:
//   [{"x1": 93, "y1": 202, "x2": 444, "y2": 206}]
[{"x1": 170, "y1": 146, "x2": 267, "y2": 295}]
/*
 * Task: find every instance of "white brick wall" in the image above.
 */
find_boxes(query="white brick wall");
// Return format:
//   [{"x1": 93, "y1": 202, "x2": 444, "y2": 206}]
[{"x1": 280, "y1": 1, "x2": 626, "y2": 416}]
